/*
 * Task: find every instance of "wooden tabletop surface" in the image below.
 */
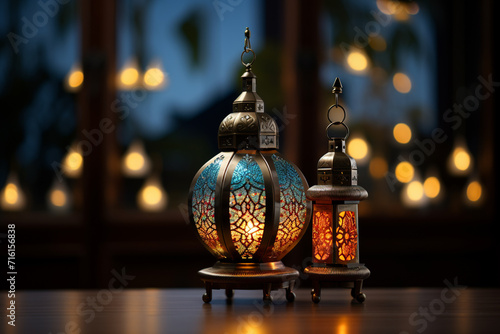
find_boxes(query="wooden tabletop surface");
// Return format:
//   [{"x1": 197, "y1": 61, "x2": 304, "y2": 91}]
[{"x1": 2, "y1": 288, "x2": 499, "y2": 334}]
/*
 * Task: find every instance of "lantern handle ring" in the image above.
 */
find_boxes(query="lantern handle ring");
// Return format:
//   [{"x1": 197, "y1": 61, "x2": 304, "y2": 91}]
[
  {"x1": 241, "y1": 27, "x2": 256, "y2": 68},
  {"x1": 327, "y1": 104, "x2": 346, "y2": 124},
  {"x1": 326, "y1": 121, "x2": 350, "y2": 140}
]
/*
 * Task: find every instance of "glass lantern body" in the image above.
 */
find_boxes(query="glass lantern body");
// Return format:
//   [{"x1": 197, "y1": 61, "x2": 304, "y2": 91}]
[
  {"x1": 312, "y1": 201, "x2": 359, "y2": 265},
  {"x1": 189, "y1": 150, "x2": 311, "y2": 263}
]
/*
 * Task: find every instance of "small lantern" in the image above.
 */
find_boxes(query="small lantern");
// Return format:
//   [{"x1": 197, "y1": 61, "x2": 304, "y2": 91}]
[
  {"x1": 304, "y1": 78, "x2": 370, "y2": 303},
  {"x1": 188, "y1": 28, "x2": 311, "y2": 303}
]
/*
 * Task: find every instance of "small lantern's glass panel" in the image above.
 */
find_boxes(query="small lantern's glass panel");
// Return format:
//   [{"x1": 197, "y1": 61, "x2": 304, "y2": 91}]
[
  {"x1": 312, "y1": 204, "x2": 334, "y2": 263},
  {"x1": 270, "y1": 154, "x2": 308, "y2": 257},
  {"x1": 336, "y1": 210, "x2": 357, "y2": 262},
  {"x1": 192, "y1": 154, "x2": 226, "y2": 258},
  {"x1": 229, "y1": 154, "x2": 266, "y2": 259}
]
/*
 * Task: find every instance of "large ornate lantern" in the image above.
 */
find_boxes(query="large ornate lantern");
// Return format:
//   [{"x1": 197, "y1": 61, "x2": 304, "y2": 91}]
[
  {"x1": 304, "y1": 78, "x2": 370, "y2": 303},
  {"x1": 188, "y1": 28, "x2": 311, "y2": 303}
]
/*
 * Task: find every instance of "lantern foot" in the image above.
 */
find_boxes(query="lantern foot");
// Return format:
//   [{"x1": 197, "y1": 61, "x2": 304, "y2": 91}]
[
  {"x1": 263, "y1": 284, "x2": 272, "y2": 303},
  {"x1": 311, "y1": 280, "x2": 321, "y2": 303},
  {"x1": 351, "y1": 280, "x2": 366, "y2": 303},
  {"x1": 225, "y1": 289, "x2": 234, "y2": 299},
  {"x1": 202, "y1": 282, "x2": 212, "y2": 303},
  {"x1": 198, "y1": 261, "x2": 299, "y2": 303},
  {"x1": 286, "y1": 285, "x2": 296, "y2": 302},
  {"x1": 304, "y1": 264, "x2": 370, "y2": 303}
]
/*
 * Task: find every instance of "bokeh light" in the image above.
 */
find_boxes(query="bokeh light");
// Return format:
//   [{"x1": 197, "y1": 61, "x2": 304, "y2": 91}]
[
  {"x1": 466, "y1": 181, "x2": 482, "y2": 202},
  {"x1": 423, "y1": 176, "x2": 441, "y2": 199},
  {"x1": 393, "y1": 123, "x2": 412, "y2": 144},
  {"x1": 144, "y1": 68, "x2": 165, "y2": 88},
  {"x1": 369, "y1": 156, "x2": 388, "y2": 179},
  {"x1": 68, "y1": 70, "x2": 84, "y2": 89},
  {"x1": 395, "y1": 161, "x2": 414, "y2": 183},
  {"x1": 347, "y1": 51, "x2": 368, "y2": 72},
  {"x1": 407, "y1": 180, "x2": 424, "y2": 202},
  {"x1": 347, "y1": 138, "x2": 369, "y2": 160},
  {"x1": 393, "y1": 72, "x2": 412, "y2": 93}
]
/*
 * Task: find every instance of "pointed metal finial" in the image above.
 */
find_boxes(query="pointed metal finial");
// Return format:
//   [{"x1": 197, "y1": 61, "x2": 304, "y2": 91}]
[{"x1": 332, "y1": 77, "x2": 343, "y2": 94}]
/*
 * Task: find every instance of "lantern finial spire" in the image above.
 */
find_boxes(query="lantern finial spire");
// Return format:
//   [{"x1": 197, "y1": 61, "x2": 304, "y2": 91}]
[{"x1": 332, "y1": 77, "x2": 342, "y2": 94}]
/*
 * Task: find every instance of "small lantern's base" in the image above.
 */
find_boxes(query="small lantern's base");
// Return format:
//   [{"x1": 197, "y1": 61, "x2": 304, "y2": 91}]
[
  {"x1": 198, "y1": 261, "x2": 298, "y2": 303},
  {"x1": 304, "y1": 264, "x2": 370, "y2": 303}
]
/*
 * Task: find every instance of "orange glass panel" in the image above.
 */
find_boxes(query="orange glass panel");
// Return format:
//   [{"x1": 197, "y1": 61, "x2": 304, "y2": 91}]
[
  {"x1": 312, "y1": 205, "x2": 334, "y2": 263},
  {"x1": 270, "y1": 154, "x2": 308, "y2": 258},
  {"x1": 336, "y1": 211, "x2": 357, "y2": 261},
  {"x1": 229, "y1": 155, "x2": 266, "y2": 259}
]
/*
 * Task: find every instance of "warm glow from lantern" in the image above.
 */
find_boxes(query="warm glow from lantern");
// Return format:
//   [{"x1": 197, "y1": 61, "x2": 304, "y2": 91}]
[
  {"x1": 337, "y1": 323, "x2": 347, "y2": 334},
  {"x1": 137, "y1": 177, "x2": 167, "y2": 212},
  {"x1": 369, "y1": 156, "x2": 388, "y2": 179},
  {"x1": 423, "y1": 176, "x2": 441, "y2": 199},
  {"x1": 466, "y1": 181, "x2": 482, "y2": 202},
  {"x1": 393, "y1": 73, "x2": 412, "y2": 93},
  {"x1": 312, "y1": 205, "x2": 334, "y2": 263},
  {"x1": 347, "y1": 51, "x2": 368, "y2": 72},
  {"x1": 336, "y1": 210, "x2": 357, "y2": 262},
  {"x1": 393, "y1": 123, "x2": 412, "y2": 144},
  {"x1": 395, "y1": 161, "x2": 414, "y2": 183},
  {"x1": 122, "y1": 140, "x2": 151, "y2": 178},
  {"x1": 348, "y1": 138, "x2": 368, "y2": 160}
]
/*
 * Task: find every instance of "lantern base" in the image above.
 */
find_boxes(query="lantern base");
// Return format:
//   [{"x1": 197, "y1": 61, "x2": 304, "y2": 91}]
[
  {"x1": 304, "y1": 264, "x2": 370, "y2": 303},
  {"x1": 198, "y1": 261, "x2": 299, "y2": 303}
]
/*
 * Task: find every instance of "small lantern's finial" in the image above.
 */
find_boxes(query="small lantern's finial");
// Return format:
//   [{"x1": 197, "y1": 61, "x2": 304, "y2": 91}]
[
  {"x1": 332, "y1": 77, "x2": 343, "y2": 94},
  {"x1": 326, "y1": 77, "x2": 349, "y2": 141},
  {"x1": 332, "y1": 77, "x2": 342, "y2": 106}
]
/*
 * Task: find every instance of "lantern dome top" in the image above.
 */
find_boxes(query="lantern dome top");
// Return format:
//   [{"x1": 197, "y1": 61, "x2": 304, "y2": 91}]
[{"x1": 217, "y1": 42, "x2": 279, "y2": 151}]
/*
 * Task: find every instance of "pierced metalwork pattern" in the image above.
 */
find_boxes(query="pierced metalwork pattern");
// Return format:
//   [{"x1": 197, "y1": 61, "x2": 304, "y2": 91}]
[
  {"x1": 270, "y1": 154, "x2": 308, "y2": 257},
  {"x1": 219, "y1": 115, "x2": 234, "y2": 133},
  {"x1": 192, "y1": 154, "x2": 226, "y2": 258},
  {"x1": 229, "y1": 154, "x2": 266, "y2": 259},
  {"x1": 336, "y1": 211, "x2": 357, "y2": 261},
  {"x1": 312, "y1": 206, "x2": 333, "y2": 263}
]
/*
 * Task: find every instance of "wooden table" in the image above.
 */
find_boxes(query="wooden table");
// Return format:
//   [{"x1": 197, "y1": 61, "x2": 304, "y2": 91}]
[{"x1": 2, "y1": 288, "x2": 499, "y2": 333}]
